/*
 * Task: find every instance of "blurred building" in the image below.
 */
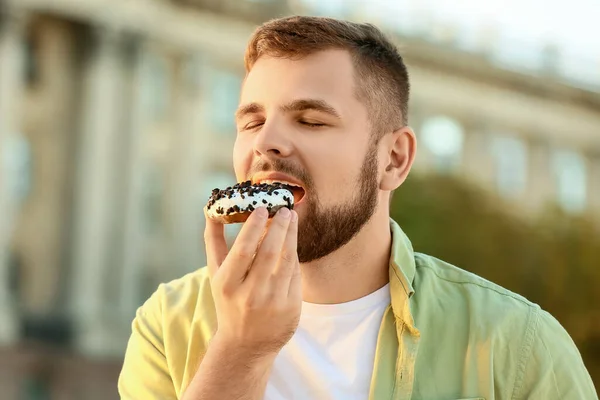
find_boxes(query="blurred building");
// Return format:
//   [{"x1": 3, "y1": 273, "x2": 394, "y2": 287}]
[{"x1": 0, "y1": 0, "x2": 599, "y2": 398}]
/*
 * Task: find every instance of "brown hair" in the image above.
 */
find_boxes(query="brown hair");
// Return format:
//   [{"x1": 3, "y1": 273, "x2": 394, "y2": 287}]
[{"x1": 244, "y1": 16, "x2": 410, "y2": 140}]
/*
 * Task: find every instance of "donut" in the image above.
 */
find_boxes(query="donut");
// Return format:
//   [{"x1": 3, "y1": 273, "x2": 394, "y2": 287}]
[{"x1": 204, "y1": 180, "x2": 299, "y2": 224}]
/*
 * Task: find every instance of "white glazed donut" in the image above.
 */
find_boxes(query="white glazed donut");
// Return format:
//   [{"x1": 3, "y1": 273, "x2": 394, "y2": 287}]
[{"x1": 204, "y1": 181, "x2": 296, "y2": 224}]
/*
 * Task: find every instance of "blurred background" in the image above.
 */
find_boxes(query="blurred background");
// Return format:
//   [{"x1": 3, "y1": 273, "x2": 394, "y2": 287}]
[{"x1": 0, "y1": 0, "x2": 599, "y2": 398}]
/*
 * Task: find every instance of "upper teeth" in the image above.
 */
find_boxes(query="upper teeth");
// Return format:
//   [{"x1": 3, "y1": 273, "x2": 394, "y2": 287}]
[{"x1": 259, "y1": 179, "x2": 300, "y2": 188}]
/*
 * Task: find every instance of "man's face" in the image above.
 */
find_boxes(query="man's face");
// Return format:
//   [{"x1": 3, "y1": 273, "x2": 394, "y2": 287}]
[{"x1": 233, "y1": 50, "x2": 380, "y2": 263}]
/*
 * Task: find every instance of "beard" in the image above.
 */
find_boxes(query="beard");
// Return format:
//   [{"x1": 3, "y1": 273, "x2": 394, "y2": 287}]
[
  {"x1": 297, "y1": 144, "x2": 379, "y2": 262},
  {"x1": 249, "y1": 143, "x2": 379, "y2": 263}
]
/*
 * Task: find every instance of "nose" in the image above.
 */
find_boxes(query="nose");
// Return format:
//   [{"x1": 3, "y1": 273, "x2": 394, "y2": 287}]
[{"x1": 253, "y1": 120, "x2": 293, "y2": 159}]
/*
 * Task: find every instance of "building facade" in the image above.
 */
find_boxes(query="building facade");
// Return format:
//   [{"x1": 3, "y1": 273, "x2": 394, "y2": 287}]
[{"x1": 0, "y1": 0, "x2": 599, "y2": 398}]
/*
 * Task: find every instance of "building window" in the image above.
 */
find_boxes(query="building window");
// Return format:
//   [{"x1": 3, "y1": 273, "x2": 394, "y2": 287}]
[
  {"x1": 2, "y1": 133, "x2": 32, "y2": 204},
  {"x1": 491, "y1": 135, "x2": 528, "y2": 198},
  {"x1": 24, "y1": 34, "x2": 40, "y2": 87},
  {"x1": 552, "y1": 149, "x2": 587, "y2": 213},
  {"x1": 142, "y1": 53, "x2": 171, "y2": 121},
  {"x1": 207, "y1": 68, "x2": 242, "y2": 136},
  {"x1": 8, "y1": 250, "x2": 22, "y2": 305},
  {"x1": 420, "y1": 116, "x2": 465, "y2": 172},
  {"x1": 141, "y1": 163, "x2": 165, "y2": 235}
]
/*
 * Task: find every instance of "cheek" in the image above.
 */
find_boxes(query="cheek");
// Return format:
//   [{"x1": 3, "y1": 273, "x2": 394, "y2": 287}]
[
  {"x1": 312, "y1": 149, "x2": 364, "y2": 204},
  {"x1": 232, "y1": 138, "x2": 252, "y2": 181}
]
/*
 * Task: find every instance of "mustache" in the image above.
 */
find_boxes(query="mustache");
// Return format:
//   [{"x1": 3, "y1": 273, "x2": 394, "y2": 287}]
[{"x1": 247, "y1": 159, "x2": 313, "y2": 188}]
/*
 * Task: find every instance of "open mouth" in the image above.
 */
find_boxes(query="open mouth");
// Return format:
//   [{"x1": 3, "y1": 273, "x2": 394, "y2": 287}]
[
  {"x1": 287, "y1": 185, "x2": 306, "y2": 204},
  {"x1": 257, "y1": 180, "x2": 306, "y2": 204}
]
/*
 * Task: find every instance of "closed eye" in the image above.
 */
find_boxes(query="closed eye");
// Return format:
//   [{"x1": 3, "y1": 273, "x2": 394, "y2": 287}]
[
  {"x1": 299, "y1": 120, "x2": 326, "y2": 128},
  {"x1": 241, "y1": 120, "x2": 325, "y2": 131},
  {"x1": 242, "y1": 121, "x2": 264, "y2": 131}
]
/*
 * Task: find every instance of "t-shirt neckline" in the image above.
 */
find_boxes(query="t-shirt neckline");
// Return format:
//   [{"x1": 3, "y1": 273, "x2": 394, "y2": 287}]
[{"x1": 300, "y1": 283, "x2": 391, "y2": 317}]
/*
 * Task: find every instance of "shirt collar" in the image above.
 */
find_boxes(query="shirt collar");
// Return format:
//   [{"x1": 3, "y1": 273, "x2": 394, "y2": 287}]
[{"x1": 388, "y1": 218, "x2": 419, "y2": 334}]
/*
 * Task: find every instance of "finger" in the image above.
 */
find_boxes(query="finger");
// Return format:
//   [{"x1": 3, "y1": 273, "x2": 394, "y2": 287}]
[
  {"x1": 246, "y1": 207, "x2": 292, "y2": 286},
  {"x1": 273, "y1": 210, "x2": 298, "y2": 298},
  {"x1": 221, "y1": 207, "x2": 269, "y2": 284},
  {"x1": 287, "y1": 254, "x2": 302, "y2": 302},
  {"x1": 203, "y1": 208, "x2": 228, "y2": 278}
]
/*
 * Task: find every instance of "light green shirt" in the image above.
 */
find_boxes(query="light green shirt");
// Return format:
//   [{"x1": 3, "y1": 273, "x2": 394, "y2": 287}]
[{"x1": 119, "y1": 219, "x2": 598, "y2": 399}]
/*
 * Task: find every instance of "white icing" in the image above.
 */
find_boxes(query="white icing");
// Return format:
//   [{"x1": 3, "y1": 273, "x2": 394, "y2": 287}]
[{"x1": 206, "y1": 188, "x2": 294, "y2": 219}]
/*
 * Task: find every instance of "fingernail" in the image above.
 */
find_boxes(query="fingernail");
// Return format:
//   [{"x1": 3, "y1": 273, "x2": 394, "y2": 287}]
[
  {"x1": 279, "y1": 207, "x2": 291, "y2": 219},
  {"x1": 255, "y1": 207, "x2": 268, "y2": 219},
  {"x1": 290, "y1": 210, "x2": 298, "y2": 222}
]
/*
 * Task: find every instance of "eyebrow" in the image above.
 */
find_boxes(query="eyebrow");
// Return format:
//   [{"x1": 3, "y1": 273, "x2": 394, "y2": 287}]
[{"x1": 235, "y1": 98, "x2": 341, "y2": 122}]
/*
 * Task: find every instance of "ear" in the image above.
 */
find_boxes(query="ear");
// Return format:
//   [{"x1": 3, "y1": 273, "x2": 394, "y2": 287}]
[{"x1": 380, "y1": 126, "x2": 417, "y2": 192}]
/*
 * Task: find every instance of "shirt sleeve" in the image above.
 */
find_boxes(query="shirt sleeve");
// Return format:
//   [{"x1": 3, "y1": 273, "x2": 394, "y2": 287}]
[
  {"x1": 513, "y1": 308, "x2": 598, "y2": 400},
  {"x1": 118, "y1": 285, "x2": 177, "y2": 400}
]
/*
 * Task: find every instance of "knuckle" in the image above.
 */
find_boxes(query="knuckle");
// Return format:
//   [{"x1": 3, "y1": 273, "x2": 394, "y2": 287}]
[
  {"x1": 234, "y1": 244, "x2": 255, "y2": 260},
  {"x1": 263, "y1": 290, "x2": 277, "y2": 305},
  {"x1": 280, "y1": 249, "x2": 295, "y2": 264},
  {"x1": 291, "y1": 267, "x2": 301, "y2": 280},
  {"x1": 260, "y1": 248, "x2": 279, "y2": 263},
  {"x1": 242, "y1": 295, "x2": 261, "y2": 311},
  {"x1": 220, "y1": 281, "x2": 237, "y2": 299}
]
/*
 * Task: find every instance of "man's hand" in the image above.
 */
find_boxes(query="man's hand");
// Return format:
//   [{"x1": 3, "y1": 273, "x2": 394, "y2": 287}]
[
  {"x1": 182, "y1": 207, "x2": 301, "y2": 400},
  {"x1": 205, "y1": 206, "x2": 302, "y2": 357}
]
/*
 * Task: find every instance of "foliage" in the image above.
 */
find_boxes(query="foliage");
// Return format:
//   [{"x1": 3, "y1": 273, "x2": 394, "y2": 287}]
[{"x1": 391, "y1": 173, "x2": 600, "y2": 388}]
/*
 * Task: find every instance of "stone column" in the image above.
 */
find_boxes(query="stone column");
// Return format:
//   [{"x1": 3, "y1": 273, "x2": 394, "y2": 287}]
[
  {"x1": 524, "y1": 138, "x2": 555, "y2": 215},
  {"x1": 70, "y1": 26, "x2": 127, "y2": 357},
  {"x1": 0, "y1": 8, "x2": 26, "y2": 346},
  {"x1": 169, "y1": 54, "x2": 209, "y2": 278},
  {"x1": 117, "y1": 40, "x2": 152, "y2": 324},
  {"x1": 14, "y1": 17, "x2": 82, "y2": 319}
]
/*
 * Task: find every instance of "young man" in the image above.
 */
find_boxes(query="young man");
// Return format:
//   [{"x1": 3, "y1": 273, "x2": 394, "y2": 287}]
[{"x1": 118, "y1": 16, "x2": 597, "y2": 400}]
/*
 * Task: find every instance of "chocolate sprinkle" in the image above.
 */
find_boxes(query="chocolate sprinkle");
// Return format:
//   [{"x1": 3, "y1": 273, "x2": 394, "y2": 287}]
[{"x1": 206, "y1": 180, "x2": 297, "y2": 216}]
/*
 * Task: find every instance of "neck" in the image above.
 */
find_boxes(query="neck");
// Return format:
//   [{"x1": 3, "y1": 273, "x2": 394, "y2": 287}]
[{"x1": 300, "y1": 205, "x2": 392, "y2": 304}]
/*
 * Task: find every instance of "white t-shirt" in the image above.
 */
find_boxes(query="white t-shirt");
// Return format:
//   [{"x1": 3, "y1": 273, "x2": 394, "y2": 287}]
[{"x1": 265, "y1": 283, "x2": 391, "y2": 400}]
